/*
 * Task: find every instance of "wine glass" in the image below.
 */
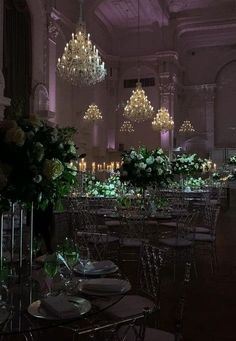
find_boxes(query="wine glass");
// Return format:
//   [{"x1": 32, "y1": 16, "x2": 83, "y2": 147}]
[
  {"x1": 78, "y1": 246, "x2": 90, "y2": 277},
  {"x1": 44, "y1": 253, "x2": 58, "y2": 295},
  {"x1": 63, "y1": 238, "x2": 79, "y2": 272}
]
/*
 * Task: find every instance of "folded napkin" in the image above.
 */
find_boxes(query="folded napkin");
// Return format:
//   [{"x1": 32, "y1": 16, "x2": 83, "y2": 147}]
[
  {"x1": 82, "y1": 278, "x2": 126, "y2": 293},
  {"x1": 40, "y1": 295, "x2": 80, "y2": 319}
]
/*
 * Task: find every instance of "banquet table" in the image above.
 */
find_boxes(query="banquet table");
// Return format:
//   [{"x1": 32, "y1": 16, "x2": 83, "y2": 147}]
[{"x1": 0, "y1": 268, "x2": 130, "y2": 338}]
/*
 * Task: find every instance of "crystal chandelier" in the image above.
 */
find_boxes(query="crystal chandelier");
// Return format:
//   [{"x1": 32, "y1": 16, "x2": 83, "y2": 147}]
[
  {"x1": 123, "y1": 0, "x2": 154, "y2": 123},
  {"x1": 152, "y1": 107, "x2": 174, "y2": 132},
  {"x1": 83, "y1": 104, "x2": 103, "y2": 121},
  {"x1": 123, "y1": 82, "x2": 154, "y2": 123},
  {"x1": 120, "y1": 121, "x2": 135, "y2": 133},
  {"x1": 57, "y1": 0, "x2": 106, "y2": 86},
  {"x1": 179, "y1": 120, "x2": 195, "y2": 134}
]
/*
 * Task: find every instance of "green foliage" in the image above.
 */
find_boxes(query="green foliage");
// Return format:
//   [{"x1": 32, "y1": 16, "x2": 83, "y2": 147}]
[
  {"x1": 120, "y1": 147, "x2": 172, "y2": 188},
  {"x1": 171, "y1": 154, "x2": 204, "y2": 175},
  {"x1": 0, "y1": 115, "x2": 78, "y2": 210}
]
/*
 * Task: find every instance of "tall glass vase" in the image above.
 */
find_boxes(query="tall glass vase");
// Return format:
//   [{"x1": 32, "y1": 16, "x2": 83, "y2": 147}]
[{"x1": 0, "y1": 202, "x2": 34, "y2": 282}]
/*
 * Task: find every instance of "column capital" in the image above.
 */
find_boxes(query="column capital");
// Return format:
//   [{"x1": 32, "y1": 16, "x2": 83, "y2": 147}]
[
  {"x1": 47, "y1": 10, "x2": 60, "y2": 42},
  {"x1": 159, "y1": 72, "x2": 177, "y2": 95}
]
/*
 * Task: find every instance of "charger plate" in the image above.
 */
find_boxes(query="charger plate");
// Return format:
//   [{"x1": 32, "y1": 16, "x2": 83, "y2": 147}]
[{"x1": 28, "y1": 296, "x2": 91, "y2": 320}]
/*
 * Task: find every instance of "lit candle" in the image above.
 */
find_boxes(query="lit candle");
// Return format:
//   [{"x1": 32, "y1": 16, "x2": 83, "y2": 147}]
[
  {"x1": 92, "y1": 162, "x2": 96, "y2": 173},
  {"x1": 116, "y1": 162, "x2": 120, "y2": 169},
  {"x1": 213, "y1": 163, "x2": 216, "y2": 170},
  {"x1": 103, "y1": 162, "x2": 106, "y2": 170}
]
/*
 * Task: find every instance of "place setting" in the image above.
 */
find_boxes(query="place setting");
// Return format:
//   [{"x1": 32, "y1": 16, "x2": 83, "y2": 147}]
[{"x1": 27, "y1": 295, "x2": 92, "y2": 321}]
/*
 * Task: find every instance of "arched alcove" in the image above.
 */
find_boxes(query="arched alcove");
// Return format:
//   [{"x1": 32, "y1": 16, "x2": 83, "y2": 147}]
[{"x1": 215, "y1": 61, "x2": 236, "y2": 148}]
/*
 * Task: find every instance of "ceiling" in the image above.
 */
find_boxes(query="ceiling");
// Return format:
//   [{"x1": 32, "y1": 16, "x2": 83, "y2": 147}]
[
  {"x1": 89, "y1": 0, "x2": 235, "y2": 31},
  {"x1": 81, "y1": 0, "x2": 236, "y2": 55},
  {"x1": 167, "y1": 0, "x2": 232, "y2": 13}
]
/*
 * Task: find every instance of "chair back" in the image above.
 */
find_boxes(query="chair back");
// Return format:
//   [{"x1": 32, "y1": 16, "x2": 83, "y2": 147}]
[
  {"x1": 175, "y1": 262, "x2": 191, "y2": 341},
  {"x1": 139, "y1": 243, "x2": 164, "y2": 307}
]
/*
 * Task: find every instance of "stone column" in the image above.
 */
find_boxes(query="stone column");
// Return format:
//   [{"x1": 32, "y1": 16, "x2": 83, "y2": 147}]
[
  {"x1": 46, "y1": 9, "x2": 59, "y2": 124},
  {"x1": 159, "y1": 72, "x2": 177, "y2": 154},
  {"x1": 204, "y1": 84, "x2": 216, "y2": 150},
  {"x1": 106, "y1": 61, "x2": 119, "y2": 151},
  {"x1": 0, "y1": 0, "x2": 10, "y2": 120},
  {"x1": 156, "y1": 51, "x2": 180, "y2": 155}
]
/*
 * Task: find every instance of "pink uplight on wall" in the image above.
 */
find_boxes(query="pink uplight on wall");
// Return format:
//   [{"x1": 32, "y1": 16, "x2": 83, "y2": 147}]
[
  {"x1": 93, "y1": 123, "x2": 98, "y2": 147},
  {"x1": 107, "y1": 129, "x2": 115, "y2": 150},
  {"x1": 161, "y1": 130, "x2": 169, "y2": 150}
]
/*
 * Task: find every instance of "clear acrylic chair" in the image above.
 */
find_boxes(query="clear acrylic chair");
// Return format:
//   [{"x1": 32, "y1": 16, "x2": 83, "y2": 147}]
[
  {"x1": 117, "y1": 262, "x2": 192, "y2": 341},
  {"x1": 186, "y1": 205, "x2": 220, "y2": 273},
  {"x1": 104, "y1": 243, "x2": 164, "y2": 320},
  {"x1": 158, "y1": 211, "x2": 198, "y2": 279}
]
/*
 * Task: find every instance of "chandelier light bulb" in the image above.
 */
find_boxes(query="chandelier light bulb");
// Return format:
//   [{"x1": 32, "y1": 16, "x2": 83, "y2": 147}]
[
  {"x1": 120, "y1": 121, "x2": 135, "y2": 133},
  {"x1": 152, "y1": 107, "x2": 174, "y2": 132},
  {"x1": 123, "y1": 82, "x2": 154, "y2": 122},
  {"x1": 179, "y1": 120, "x2": 195, "y2": 134},
  {"x1": 83, "y1": 104, "x2": 103, "y2": 121}
]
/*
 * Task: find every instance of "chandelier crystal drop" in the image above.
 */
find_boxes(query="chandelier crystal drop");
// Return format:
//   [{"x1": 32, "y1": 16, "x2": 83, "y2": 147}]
[
  {"x1": 57, "y1": 1, "x2": 106, "y2": 86},
  {"x1": 179, "y1": 120, "x2": 195, "y2": 134},
  {"x1": 120, "y1": 121, "x2": 135, "y2": 133},
  {"x1": 123, "y1": 82, "x2": 154, "y2": 122},
  {"x1": 83, "y1": 104, "x2": 103, "y2": 121},
  {"x1": 152, "y1": 107, "x2": 174, "y2": 132}
]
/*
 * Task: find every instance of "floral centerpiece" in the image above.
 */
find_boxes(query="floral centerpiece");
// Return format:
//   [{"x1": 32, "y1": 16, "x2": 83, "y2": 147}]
[
  {"x1": 171, "y1": 154, "x2": 204, "y2": 176},
  {"x1": 119, "y1": 147, "x2": 172, "y2": 188},
  {"x1": 0, "y1": 115, "x2": 78, "y2": 211},
  {"x1": 228, "y1": 155, "x2": 236, "y2": 165},
  {"x1": 183, "y1": 177, "x2": 206, "y2": 190},
  {"x1": 84, "y1": 173, "x2": 126, "y2": 197}
]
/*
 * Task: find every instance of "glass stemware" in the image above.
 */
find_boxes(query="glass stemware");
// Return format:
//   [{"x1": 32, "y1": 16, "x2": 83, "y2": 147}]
[
  {"x1": 63, "y1": 238, "x2": 79, "y2": 272},
  {"x1": 44, "y1": 253, "x2": 59, "y2": 295},
  {"x1": 78, "y1": 246, "x2": 90, "y2": 277}
]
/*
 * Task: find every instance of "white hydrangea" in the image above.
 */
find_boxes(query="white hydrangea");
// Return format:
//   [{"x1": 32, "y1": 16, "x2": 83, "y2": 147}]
[{"x1": 146, "y1": 156, "x2": 155, "y2": 165}]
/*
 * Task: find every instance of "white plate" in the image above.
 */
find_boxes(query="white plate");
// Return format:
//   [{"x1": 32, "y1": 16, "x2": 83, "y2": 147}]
[
  {"x1": 78, "y1": 278, "x2": 131, "y2": 296},
  {"x1": 28, "y1": 297, "x2": 91, "y2": 320},
  {"x1": 74, "y1": 261, "x2": 118, "y2": 276}
]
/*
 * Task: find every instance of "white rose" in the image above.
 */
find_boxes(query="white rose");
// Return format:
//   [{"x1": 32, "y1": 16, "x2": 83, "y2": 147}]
[
  {"x1": 156, "y1": 156, "x2": 163, "y2": 163},
  {"x1": 137, "y1": 154, "x2": 144, "y2": 160},
  {"x1": 139, "y1": 162, "x2": 146, "y2": 170},
  {"x1": 130, "y1": 151, "x2": 137, "y2": 159},
  {"x1": 146, "y1": 167, "x2": 152, "y2": 173},
  {"x1": 158, "y1": 169, "x2": 163, "y2": 175}
]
